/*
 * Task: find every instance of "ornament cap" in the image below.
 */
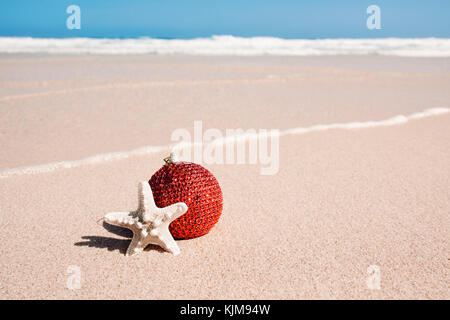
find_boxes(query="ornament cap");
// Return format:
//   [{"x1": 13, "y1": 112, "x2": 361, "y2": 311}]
[{"x1": 164, "y1": 152, "x2": 179, "y2": 164}]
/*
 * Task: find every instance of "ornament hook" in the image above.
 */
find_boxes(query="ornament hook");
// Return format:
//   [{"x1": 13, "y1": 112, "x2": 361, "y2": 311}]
[{"x1": 164, "y1": 152, "x2": 179, "y2": 164}]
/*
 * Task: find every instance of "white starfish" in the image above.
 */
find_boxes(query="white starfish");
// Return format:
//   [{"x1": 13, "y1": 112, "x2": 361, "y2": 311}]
[{"x1": 104, "y1": 181, "x2": 188, "y2": 256}]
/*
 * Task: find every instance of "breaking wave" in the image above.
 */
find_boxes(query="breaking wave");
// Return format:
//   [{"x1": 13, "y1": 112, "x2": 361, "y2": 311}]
[{"x1": 1, "y1": 36, "x2": 450, "y2": 57}]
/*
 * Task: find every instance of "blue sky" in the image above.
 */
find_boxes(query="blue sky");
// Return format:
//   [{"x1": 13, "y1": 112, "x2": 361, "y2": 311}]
[{"x1": 0, "y1": 0, "x2": 449, "y2": 38}]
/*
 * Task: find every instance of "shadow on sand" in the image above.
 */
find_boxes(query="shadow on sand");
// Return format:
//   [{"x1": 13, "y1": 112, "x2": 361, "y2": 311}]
[{"x1": 74, "y1": 221, "x2": 165, "y2": 254}]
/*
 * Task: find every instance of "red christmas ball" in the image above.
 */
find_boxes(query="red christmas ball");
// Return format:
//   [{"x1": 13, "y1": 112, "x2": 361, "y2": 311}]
[{"x1": 149, "y1": 161, "x2": 223, "y2": 239}]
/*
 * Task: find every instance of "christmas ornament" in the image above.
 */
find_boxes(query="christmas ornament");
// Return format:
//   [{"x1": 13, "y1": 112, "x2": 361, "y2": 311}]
[
  {"x1": 151, "y1": 153, "x2": 223, "y2": 239},
  {"x1": 104, "y1": 153, "x2": 223, "y2": 255}
]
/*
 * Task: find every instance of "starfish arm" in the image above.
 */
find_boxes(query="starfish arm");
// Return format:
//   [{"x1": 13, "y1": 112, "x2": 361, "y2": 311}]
[
  {"x1": 155, "y1": 227, "x2": 181, "y2": 256},
  {"x1": 158, "y1": 202, "x2": 188, "y2": 222},
  {"x1": 137, "y1": 181, "x2": 157, "y2": 222},
  {"x1": 104, "y1": 211, "x2": 136, "y2": 228},
  {"x1": 125, "y1": 232, "x2": 145, "y2": 256}
]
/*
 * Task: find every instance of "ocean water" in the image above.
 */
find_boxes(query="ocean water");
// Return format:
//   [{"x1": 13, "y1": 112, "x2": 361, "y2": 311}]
[{"x1": 1, "y1": 36, "x2": 450, "y2": 56}]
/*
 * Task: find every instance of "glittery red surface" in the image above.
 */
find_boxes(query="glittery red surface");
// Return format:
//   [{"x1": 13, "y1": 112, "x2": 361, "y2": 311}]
[{"x1": 149, "y1": 162, "x2": 223, "y2": 239}]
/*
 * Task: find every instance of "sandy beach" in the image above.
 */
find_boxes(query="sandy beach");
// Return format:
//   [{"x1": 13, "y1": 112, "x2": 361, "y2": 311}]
[{"x1": 0, "y1": 55, "x2": 449, "y2": 299}]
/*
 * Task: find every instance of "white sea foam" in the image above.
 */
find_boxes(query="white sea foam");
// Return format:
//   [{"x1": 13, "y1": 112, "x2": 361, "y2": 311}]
[
  {"x1": 1, "y1": 36, "x2": 450, "y2": 57},
  {"x1": 283, "y1": 108, "x2": 450, "y2": 134},
  {"x1": 0, "y1": 107, "x2": 448, "y2": 179}
]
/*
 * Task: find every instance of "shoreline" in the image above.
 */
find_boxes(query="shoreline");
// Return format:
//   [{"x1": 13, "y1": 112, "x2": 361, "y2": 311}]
[{"x1": 0, "y1": 107, "x2": 448, "y2": 179}]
